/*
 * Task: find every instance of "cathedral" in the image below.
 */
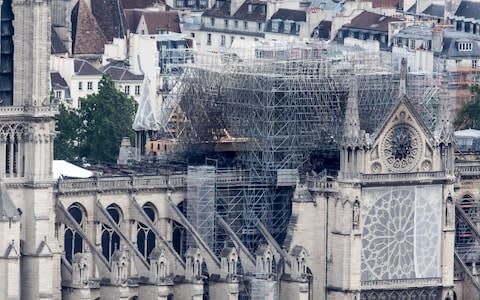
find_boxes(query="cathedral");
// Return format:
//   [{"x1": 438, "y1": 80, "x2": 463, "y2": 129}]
[{"x1": 1, "y1": 1, "x2": 479, "y2": 300}]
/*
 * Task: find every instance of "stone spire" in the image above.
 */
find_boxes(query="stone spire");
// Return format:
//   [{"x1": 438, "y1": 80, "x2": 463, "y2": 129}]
[
  {"x1": 399, "y1": 58, "x2": 407, "y2": 98},
  {"x1": 435, "y1": 63, "x2": 454, "y2": 143},
  {"x1": 342, "y1": 76, "x2": 361, "y2": 146}
]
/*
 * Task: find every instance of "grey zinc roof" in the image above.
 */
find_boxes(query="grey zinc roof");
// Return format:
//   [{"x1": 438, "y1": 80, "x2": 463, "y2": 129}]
[
  {"x1": 103, "y1": 66, "x2": 144, "y2": 81},
  {"x1": 51, "y1": 72, "x2": 69, "y2": 89},
  {"x1": 455, "y1": 0, "x2": 480, "y2": 19},
  {"x1": 393, "y1": 25, "x2": 433, "y2": 40},
  {"x1": 270, "y1": 9, "x2": 306, "y2": 22},
  {"x1": 441, "y1": 37, "x2": 480, "y2": 57},
  {"x1": 74, "y1": 59, "x2": 103, "y2": 76},
  {"x1": 309, "y1": 0, "x2": 344, "y2": 12},
  {"x1": 422, "y1": 4, "x2": 445, "y2": 17}
]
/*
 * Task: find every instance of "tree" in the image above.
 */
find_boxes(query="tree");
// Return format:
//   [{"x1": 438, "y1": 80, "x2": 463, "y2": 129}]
[
  {"x1": 455, "y1": 84, "x2": 480, "y2": 129},
  {"x1": 54, "y1": 103, "x2": 81, "y2": 160},
  {"x1": 54, "y1": 75, "x2": 137, "y2": 163},
  {"x1": 78, "y1": 75, "x2": 137, "y2": 163}
]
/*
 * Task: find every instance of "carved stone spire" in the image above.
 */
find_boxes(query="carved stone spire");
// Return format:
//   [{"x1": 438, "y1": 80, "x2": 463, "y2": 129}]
[
  {"x1": 399, "y1": 58, "x2": 407, "y2": 98},
  {"x1": 435, "y1": 63, "x2": 453, "y2": 143},
  {"x1": 342, "y1": 76, "x2": 361, "y2": 146}
]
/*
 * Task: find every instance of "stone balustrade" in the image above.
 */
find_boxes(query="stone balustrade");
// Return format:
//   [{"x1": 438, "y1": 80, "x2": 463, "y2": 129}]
[
  {"x1": 56, "y1": 175, "x2": 185, "y2": 194},
  {"x1": 361, "y1": 277, "x2": 442, "y2": 289},
  {"x1": 305, "y1": 175, "x2": 336, "y2": 193},
  {"x1": 359, "y1": 171, "x2": 449, "y2": 182},
  {"x1": 0, "y1": 105, "x2": 57, "y2": 118},
  {"x1": 456, "y1": 164, "x2": 480, "y2": 176}
]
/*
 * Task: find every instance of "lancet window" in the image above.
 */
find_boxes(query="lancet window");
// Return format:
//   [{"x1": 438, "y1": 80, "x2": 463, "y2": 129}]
[
  {"x1": 64, "y1": 203, "x2": 85, "y2": 263},
  {"x1": 137, "y1": 202, "x2": 156, "y2": 261},
  {"x1": 102, "y1": 205, "x2": 122, "y2": 261}
]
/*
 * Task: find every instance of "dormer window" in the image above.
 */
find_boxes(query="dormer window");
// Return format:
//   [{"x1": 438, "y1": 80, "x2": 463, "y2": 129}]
[
  {"x1": 458, "y1": 42, "x2": 473, "y2": 51},
  {"x1": 272, "y1": 19, "x2": 280, "y2": 32},
  {"x1": 284, "y1": 20, "x2": 292, "y2": 33}
]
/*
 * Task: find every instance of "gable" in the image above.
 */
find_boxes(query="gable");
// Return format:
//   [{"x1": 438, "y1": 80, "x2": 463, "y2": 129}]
[{"x1": 367, "y1": 98, "x2": 434, "y2": 174}]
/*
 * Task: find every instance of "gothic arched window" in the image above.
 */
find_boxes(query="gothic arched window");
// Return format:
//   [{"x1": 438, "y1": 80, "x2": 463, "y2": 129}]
[
  {"x1": 456, "y1": 194, "x2": 477, "y2": 250},
  {"x1": 64, "y1": 203, "x2": 85, "y2": 263},
  {"x1": 137, "y1": 202, "x2": 156, "y2": 261},
  {"x1": 102, "y1": 205, "x2": 122, "y2": 261}
]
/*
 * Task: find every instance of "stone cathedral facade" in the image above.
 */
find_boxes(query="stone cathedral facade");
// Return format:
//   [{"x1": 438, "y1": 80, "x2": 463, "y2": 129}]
[{"x1": 0, "y1": 2, "x2": 472, "y2": 300}]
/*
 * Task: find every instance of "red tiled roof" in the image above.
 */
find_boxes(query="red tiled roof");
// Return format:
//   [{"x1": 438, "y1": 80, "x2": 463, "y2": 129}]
[
  {"x1": 73, "y1": 0, "x2": 107, "y2": 55},
  {"x1": 91, "y1": 0, "x2": 127, "y2": 41},
  {"x1": 142, "y1": 11, "x2": 180, "y2": 33},
  {"x1": 367, "y1": 0, "x2": 400, "y2": 8},
  {"x1": 343, "y1": 11, "x2": 402, "y2": 32},
  {"x1": 121, "y1": 0, "x2": 165, "y2": 9},
  {"x1": 124, "y1": 9, "x2": 145, "y2": 33}
]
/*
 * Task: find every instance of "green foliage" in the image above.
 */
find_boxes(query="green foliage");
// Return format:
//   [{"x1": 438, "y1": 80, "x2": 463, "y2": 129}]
[
  {"x1": 455, "y1": 85, "x2": 480, "y2": 130},
  {"x1": 54, "y1": 103, "x2": 81, "y2": 160},
  {"x1": 54, "y1": 75, "x2": 137, "y2": 163}
]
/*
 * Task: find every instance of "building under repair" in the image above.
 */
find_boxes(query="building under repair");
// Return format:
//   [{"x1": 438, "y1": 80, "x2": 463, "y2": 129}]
[
  {"x1": 6, "y1": 3, "x2": 480, "y2": 299},
  {"x1": 132, "y1": 43, "x2": 444, "y2": 256}
]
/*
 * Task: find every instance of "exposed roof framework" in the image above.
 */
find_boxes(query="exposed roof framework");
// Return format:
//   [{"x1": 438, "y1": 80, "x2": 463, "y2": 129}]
[{"x1": 134, "y1": 43, "x2": 444, "y2": 257}]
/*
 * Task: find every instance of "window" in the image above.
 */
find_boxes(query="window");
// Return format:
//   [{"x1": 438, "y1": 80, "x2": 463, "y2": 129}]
[
  {"x1": 230, "y1": 36, "x2": 235, "y2": 46},
  {"x1": 224, "y1": 19, "x2": 228, "y2": 28},
  {"x1": 78, "y1": 81, "x2": 83, "y2": 91},
  {"x1": 473, "y1": 60, "x2": 478, "y2": 69},
  {"x1": 87, "y1": 81, "x2": 93, "y2": 90},
  {"x1": 409, "y1": 39, "x2": 415, "y2": 50},
  {"x1": 207, "y1": 33, "x2": 212, "y2": 45},
  {"x1": 257, "y1": 22, "x2": 262, "y2": 31},
  {"x1": 65, "y1": 204, "x2": 85, "y2": 263},
  {"x1": 458, "y1": 42, "x2": 473, "y2": 51},
  {"x1": 220, "y1": 35, "x2": 226, "y2": 47},
  {"x1": 244, "y1": 21, "x2": 248, "y2": 30},
  {"x1": 191, "y1": 32, "x2": 195, "y2": 38},
  {"x1": 272, "y1": 21, "x2": 279, "y2": 32},
  {"x1": 210, "y1": 18, "x2": 215, "y2": 26},
  {"x1": 102, "y1": 205, "x2": 122, "y2": 260},
  {"x1": 135, "y1": 85, "x2": 141, "y2": 95},
  {"x1": 137, "y1": 203, "x2": 157, "y2": 261},
  {"x1": 55, "y1": 90, "x2": 62, "y2": 99},
  {"x1": 234, "y1": 20, "x2": 239, "y2": 28},
  {"x1": 124, "y1": 85, "x2": 130, "y2": 95}
]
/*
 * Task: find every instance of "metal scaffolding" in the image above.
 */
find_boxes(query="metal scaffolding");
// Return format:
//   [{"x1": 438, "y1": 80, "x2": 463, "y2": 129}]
[
  {"x1": 135, "y1": 42, "x2": 445, "y2": 255},
  {"x1": 186, "y1": 165, "x2": 216, "y2": 251}
]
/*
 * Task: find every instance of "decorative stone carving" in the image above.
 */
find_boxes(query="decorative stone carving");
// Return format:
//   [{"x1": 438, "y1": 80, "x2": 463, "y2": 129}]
[
  {"x1": 220, "y1": 246, "x2": 238, "y2": 280},
  {"x1": 290, "y1": 245, "x2": 308, "y2": 280},
  {"x1": 149, "y1": 247, "x2": 171, "y2": 284},
  {"x1": 255, "y1": 244, "x2": 274, "y2": 279},
  {"x1": 72, "y1": 253, "x2": 89, "y2": 287},
  {"x1": 110, "y1": 249, "x2": 129, "y2": 286},
  {"x1": 185, "y1": 247, "x2": 202, "y2": 281},
  {"x1": 382, "y1": 123, "x2": 422, "y2": 172}
]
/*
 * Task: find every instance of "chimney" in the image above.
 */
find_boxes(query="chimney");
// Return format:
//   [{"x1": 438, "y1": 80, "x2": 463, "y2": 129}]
[{"x1": 432, "y1": 26, "x2": 444, "y2": 53}]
